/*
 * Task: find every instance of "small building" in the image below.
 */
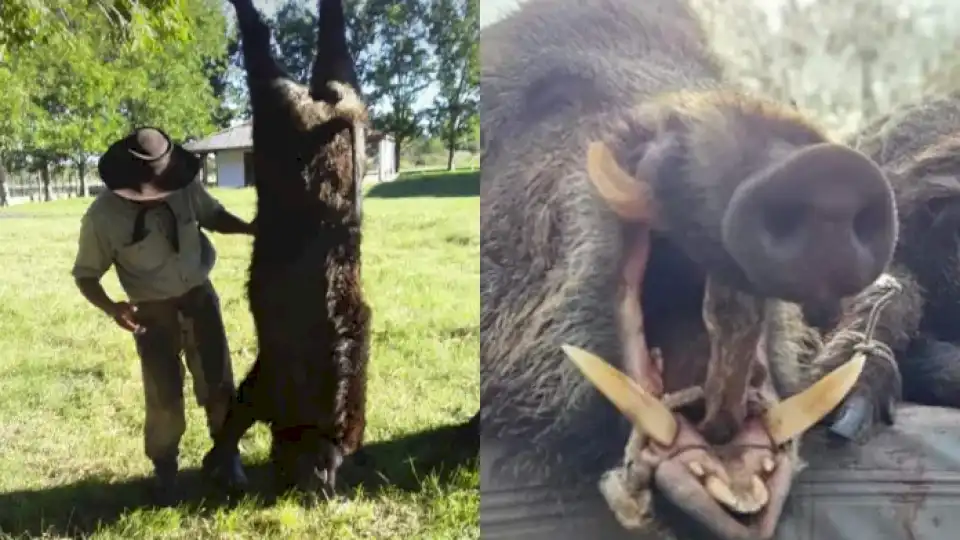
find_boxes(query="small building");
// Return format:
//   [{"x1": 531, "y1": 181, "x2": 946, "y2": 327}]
[
  {"x1": 368, "y1": 130, "x2": 398, "y2": 183},
  {"x1": 184, "y1": 123, "x2": 254, "y2": 188},
  {"x1": 184, "y1": 121, "x2": 397, "y2": 188}
]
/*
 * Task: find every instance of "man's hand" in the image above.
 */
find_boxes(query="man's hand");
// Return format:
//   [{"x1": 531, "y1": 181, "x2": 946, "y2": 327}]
[
  {"x1": 108, "y1": 301, "x2": 144, "y2": 334},
  {"x1": 76, "y1": 277, "x2": 141, "y2": 334},
  {"x1": 206, "y1": 208, "x2": 256, "y2": 236}
]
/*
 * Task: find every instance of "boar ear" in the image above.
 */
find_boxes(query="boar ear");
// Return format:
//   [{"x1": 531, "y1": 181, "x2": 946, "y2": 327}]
[{"x1": 586, "y1": 135, "x2": 677, "y2": 225}]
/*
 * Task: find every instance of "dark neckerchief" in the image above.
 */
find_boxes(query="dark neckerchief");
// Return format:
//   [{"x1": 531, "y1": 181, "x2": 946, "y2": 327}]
[{"x1": 131, "y1": 200, "x2": 180, "y2": 253}]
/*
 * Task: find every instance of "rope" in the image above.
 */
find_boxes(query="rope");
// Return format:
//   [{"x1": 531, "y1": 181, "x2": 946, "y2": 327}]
[{"x1": 831, "y1": 276, "x2": 903, "y2": 387}]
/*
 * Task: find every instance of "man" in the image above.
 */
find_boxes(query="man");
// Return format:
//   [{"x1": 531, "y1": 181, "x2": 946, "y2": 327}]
[{"x1": 71, "y1": 127, "x2": 252, "y2": 504}]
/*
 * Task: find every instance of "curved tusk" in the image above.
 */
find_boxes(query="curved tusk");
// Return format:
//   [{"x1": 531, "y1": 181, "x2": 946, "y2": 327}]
[
  {"x1": 763, "y1": 352, "x2": 867, "y2": 445},
  {"x1": 704, "y1": 475, "x2": 769, "y2": 515},
  {"x1": 561, "y1": 344, "x2": 678, "y2": 446},
  {"x1": 586, "y1": 141, "x2": 653, "y2": 222}
]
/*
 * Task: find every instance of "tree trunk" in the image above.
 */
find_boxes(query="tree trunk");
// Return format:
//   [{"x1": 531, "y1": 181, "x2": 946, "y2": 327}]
[
  {"x1": 41, "y1": 161, "x2": 52, "y2": 202},
  {"x1": 394, "y1": 138, "x2": 403, "y2": 174},
  {"x1": 78, "y1": 159, "x2": 87, "y2": 197},
  {"x1": 446, "y1": 118, "x2": 459, "y2": 171},
  {"x1": 0, "y1": 160, "x2": 7, "y2": 207}
]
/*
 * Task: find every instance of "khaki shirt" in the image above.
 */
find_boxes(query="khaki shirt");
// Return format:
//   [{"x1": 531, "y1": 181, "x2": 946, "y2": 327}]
[{"x1": 71, "y1": 180, "x2": 225, "y2": 302}]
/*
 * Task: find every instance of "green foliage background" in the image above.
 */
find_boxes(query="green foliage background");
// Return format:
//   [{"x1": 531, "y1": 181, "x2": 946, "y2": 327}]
[{"x1": 0, "y1": 0, "x2": 480, "y2": 199}]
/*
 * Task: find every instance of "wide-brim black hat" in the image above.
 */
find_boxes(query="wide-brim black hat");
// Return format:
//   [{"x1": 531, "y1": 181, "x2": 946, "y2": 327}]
[{"x1": 98, "y1": 127, "x2": 201, "y2": 202}]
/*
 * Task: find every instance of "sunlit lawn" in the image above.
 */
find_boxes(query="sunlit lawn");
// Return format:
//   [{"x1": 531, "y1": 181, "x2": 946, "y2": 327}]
[{"x1": 0, "y1": 169, "x2": 479, "y2": 539}]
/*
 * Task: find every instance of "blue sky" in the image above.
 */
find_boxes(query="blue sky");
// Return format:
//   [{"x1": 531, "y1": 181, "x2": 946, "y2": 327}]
[{"x1": 250, "y1": 0, "x2": 287, "y2": 17}]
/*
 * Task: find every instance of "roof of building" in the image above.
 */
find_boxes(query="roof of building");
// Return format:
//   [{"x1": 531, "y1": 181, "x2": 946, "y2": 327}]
[
  {"x1": 184, "y1": 121, "x2": 392, "y2": 154},
  {"x1": 184, "y1": 123, "x2": 252, "y2": 153}
]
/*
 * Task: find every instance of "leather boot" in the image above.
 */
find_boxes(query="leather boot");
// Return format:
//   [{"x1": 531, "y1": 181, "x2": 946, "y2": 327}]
[
  {"x1": 152, "y1": 456, "x2": 179, "y2": 507},
  {"x1": 203, "y1": 447, "x2": 249, "y2": 492}
]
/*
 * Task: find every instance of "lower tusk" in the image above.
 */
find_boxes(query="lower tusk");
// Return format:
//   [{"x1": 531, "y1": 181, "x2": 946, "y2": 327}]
[
  {"x1": 763, "y1": 352, "x2": 867, "y2": 445},
  {"x1": 704, "y1": 475, "x2": 769, "y2": 515},
  {"x1": 561, "y1": 344, "x2": 678, "y2": 446}
]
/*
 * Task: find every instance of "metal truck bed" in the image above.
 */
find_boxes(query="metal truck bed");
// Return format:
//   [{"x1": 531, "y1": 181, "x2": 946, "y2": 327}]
[{"x1": 481, "y1": 404, "x2": 960, "y2": 539}]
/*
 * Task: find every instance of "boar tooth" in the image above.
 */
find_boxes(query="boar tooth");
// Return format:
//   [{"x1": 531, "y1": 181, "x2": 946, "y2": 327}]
[
  {"x1": 704, "y1": 475, "x2": 769, "y2": 515},
  {"x1": 687, "y1": 461, "x2": 705, "y2": 477},
  {"x1": 763, "y1": 353, "x2": 866, "y2": 445},
  {"x1": 762, "y1": 456, "x2": 776, "y2": 473},
  {"x1": 750, "y1": 475, "x2": 770, "y2": 510},
  {"x1": 561, "y1": 344, "x2": 678, "y2": 446},
  {"x1": 585, "y1": 141, "x2": 654, "y2": 222}
]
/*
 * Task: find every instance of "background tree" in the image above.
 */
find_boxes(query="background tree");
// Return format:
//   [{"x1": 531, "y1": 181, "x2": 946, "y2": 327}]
[
  {"x1": 1, "y1": 0, "x2": 483, "y2": 204},
  {"x1": 235, "y1": 0, "x2": 477, "y2": 172},
  {"x1": 0, "y1": 0, "x2": 230, "y2": 199},
  {"x1": 16, "y1": 7, "x2": 125, "y2": 200},
  {"x1": 365, "y1": 0, "x2": 433, "y2": 172},
  {"x1": 690, "y1": 0, "x2": 960, "y2": 138},
  {"x1": 244, "y1": 0, "x2": 378, "y2": 111},
  {"x1": 268, "y1": 0, "x2": 429, "y2": 173},
  {"x1": 0, "y1": 0, "x2": 196, "y2": 51},
  {"x1": 271, "y1": 0, "x2": 318, "y2": 84},
  {"x1": 342, "y1": 0, "x2": 379, "y2": 86},
  {"x1": 0, "y1": 53, "x2": 32, "y2": 205},
  {"x1": 207, "y1": 29, "x2": 243, "y2": 130},
  {"x1": 116, "y1": 0, "x2": 228, "y2": 139},
  {"x1": 426, "y1": 0, "x2": 479, "y2": 171}
]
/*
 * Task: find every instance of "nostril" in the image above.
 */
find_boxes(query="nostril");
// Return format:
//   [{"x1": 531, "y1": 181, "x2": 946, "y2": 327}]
[
  {"x1": 762, "y1": 202, "x2": 806, "y2": 241},
  {"x1": 853, "y1": 200, "x2": 889, "y2": 245}
]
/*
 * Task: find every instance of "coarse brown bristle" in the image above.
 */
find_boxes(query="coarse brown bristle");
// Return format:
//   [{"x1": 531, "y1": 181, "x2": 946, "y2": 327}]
[{"x1": 650, "y1": 89, "x2": 827, "y2": 133}]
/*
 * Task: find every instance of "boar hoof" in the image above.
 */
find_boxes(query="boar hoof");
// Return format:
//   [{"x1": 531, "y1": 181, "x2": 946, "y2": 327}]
[
  {"x1": 600, "y1": 466, "x2": 655, "y2": 530},
  {"x1": 828, "y1": 390, "x2": 878, "y2": 442}
]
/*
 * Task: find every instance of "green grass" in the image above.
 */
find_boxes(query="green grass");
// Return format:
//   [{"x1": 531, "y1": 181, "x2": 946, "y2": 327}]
[{"x1": 0, "y1": 170, "x2": 479, "y2": 539}]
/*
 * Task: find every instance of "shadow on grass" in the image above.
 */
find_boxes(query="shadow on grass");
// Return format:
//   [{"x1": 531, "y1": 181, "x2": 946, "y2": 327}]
[
  {"x1": 0, "y1": 418, "x2": 478, "y2": 538},
  {"x1": 366, "y1": 171, "x2": 479, "y2": 199}
]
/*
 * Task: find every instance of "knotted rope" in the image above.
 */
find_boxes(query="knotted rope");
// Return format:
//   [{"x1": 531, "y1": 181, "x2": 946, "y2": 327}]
[{"x1": 831, "y1": 274, "x2": 903, "y2": 389}]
